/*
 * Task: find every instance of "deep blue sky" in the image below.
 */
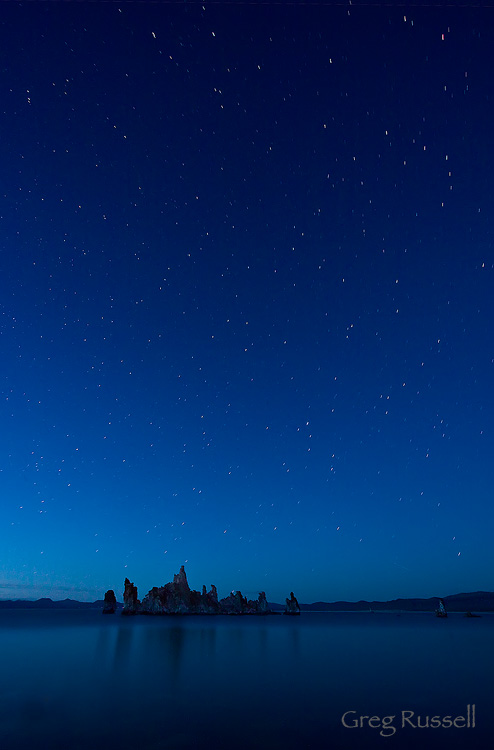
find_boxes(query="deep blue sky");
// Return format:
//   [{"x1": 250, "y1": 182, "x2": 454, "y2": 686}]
[{"x1": 1, "y1": 1, "x2": 493, "y2": 603}]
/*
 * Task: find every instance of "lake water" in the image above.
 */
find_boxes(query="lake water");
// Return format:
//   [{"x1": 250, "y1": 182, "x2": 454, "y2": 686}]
[{"x1": 0, "y1": 610, "x2": 492, "y2": 750}]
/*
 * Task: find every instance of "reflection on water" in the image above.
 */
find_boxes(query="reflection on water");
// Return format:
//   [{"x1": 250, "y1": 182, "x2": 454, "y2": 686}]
[
  {"x1": 113, "y1": 624, "x2": 134, "y2": 673},
  {"x1": 0, "y1": 611, "x2": 492, "y2": 750}
]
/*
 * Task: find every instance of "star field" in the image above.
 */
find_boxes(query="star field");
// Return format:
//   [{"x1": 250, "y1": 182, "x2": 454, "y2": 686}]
[{"x1": 1, "y1": 2, "x2": 493, "y2": 603}]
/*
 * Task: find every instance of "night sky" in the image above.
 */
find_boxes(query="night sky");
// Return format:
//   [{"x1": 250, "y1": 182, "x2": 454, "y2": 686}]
[{"x1": 1, "y1": 1, "x2": 493, "y2": 604}]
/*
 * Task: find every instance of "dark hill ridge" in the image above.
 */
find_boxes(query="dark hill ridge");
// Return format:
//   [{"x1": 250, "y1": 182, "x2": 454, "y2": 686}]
[
  {"x1": 1, "y1": 591, "x2": 493, "y2": 611},
  {"x1": 298, "y1": 591, "x2": 494, "y2": 612},
  {"x1": 0, "y1": 598, "x2": 118, "y2": 609}
]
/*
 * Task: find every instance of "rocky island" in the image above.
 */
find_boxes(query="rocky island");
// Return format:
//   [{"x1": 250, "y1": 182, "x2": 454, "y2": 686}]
[{"x1": 103, "y1": 566, "x2": 299, "y2": 616}]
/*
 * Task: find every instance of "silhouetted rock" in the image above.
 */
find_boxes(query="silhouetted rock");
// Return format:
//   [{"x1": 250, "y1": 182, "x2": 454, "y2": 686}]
[
  {"x1": 122, "y1": 578, "x2": 140, "y2": 615},
  {"x1": 284, "y1": 591, "x2": 301, "y2": 615},
  {"x1": 201, "y1": 584, "x2": 220, "y2": 614},
  {"x1": 435, "y1": 598, "x2": 447, "y2": 618},
  {"x1": 220, "y1": 590, "x2": 248, "y2": 614},
  {"x1": 139, "y1": 570, "x2": 221, "y2": 615},
  {"x1": 102, "y1": 590, "x2": 117, "y2": 614},
  {"x1": 464, "y1": 611, "x2": 481, "y2": 618},
  {"x1": 173, "y1": 565, "x2": 189, "y2": 590},
  {"x1": 257, "y1": 591, "x2": 269, "y2": 613},
  {"x1": 243, "y1": 591, "x2": 272, "y2": 614},
  {"x1": 141, "y1": 586, "x2": 165, "y2": 614},
  {"x1": 118, "y1": 568, "x2": 280, "y2": 616}
]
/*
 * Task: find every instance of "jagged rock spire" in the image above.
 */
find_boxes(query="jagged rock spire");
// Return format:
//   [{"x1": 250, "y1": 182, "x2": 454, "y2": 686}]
[
  {"x1": 173, "y1": 565, "x2": 190, "y2": 591},
  {"x1": 122, "y1": 578, "x2": 139, "y2": 615}
]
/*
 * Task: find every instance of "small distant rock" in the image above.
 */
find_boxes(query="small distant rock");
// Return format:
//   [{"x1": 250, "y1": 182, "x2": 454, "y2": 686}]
[
  {"x1": 434, "y1": 598, "x2": 447, "y2": 618},
  {"x1": 284, "y1": 591, "x2": 301, "y2": 615},
  {"x1": 102, "y1": 589, "x2": 117, "y2": 614}
]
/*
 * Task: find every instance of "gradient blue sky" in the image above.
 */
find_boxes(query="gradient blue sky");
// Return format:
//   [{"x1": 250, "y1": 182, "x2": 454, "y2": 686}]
[{"x1": 1, "y1": 1, "x2": 493, "y2": 603}]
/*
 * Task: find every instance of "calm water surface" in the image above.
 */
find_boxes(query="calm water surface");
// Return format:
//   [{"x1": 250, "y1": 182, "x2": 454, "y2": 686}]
[{"x1": 0, "y1": 611, "x2": 492, "y2": 750}]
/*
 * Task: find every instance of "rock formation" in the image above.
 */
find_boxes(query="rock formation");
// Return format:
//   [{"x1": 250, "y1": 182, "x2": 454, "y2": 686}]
[
  {"x1": 102, "y1": 589, "x2": 117, "y2": 614},
  {"x1": 122, "y1": 578, "x2": 140, "y2": 615},
  {"x1": 173, "y1": 565, "x2": 189, "y2": 590},
  {"x1": 109, "y1": 568, "x2": 280, "y2": 616},
  {"x1": 218, "y1": 589, "x2": 273, "y2": 615},
  {"x1": 284, "y1": 591, "x2": 301, "y2": 615},
  {"x1": 202, "y1": 584, "x2": 220, "y2": 613},
  {"x1": 139, "y1": 570, "x2": 221, "y2": 615},
  {"x1": 435, "y1": 598, "x2": 447, "y2": 618},
  {"x1": 257, "y1": 591, "x2": 269, "y2": 614},
  {"x1": 141, "y1": 587, "x2": 165, "y2": 614},
  {"x1": 219, "y1": 590, "x2": 248, "y2": 614}
]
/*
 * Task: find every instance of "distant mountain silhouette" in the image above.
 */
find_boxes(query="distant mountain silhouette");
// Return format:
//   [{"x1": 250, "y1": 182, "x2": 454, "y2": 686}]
[
  {"x1": 0, "y1": 598, "x2": 122, "y2": 610},
  {"x1": 290, "y1": 591, "x2": 494, "y2": 612},
  {"x1": 1, "y1": 591, "x2": 493, "y2": 612}
]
